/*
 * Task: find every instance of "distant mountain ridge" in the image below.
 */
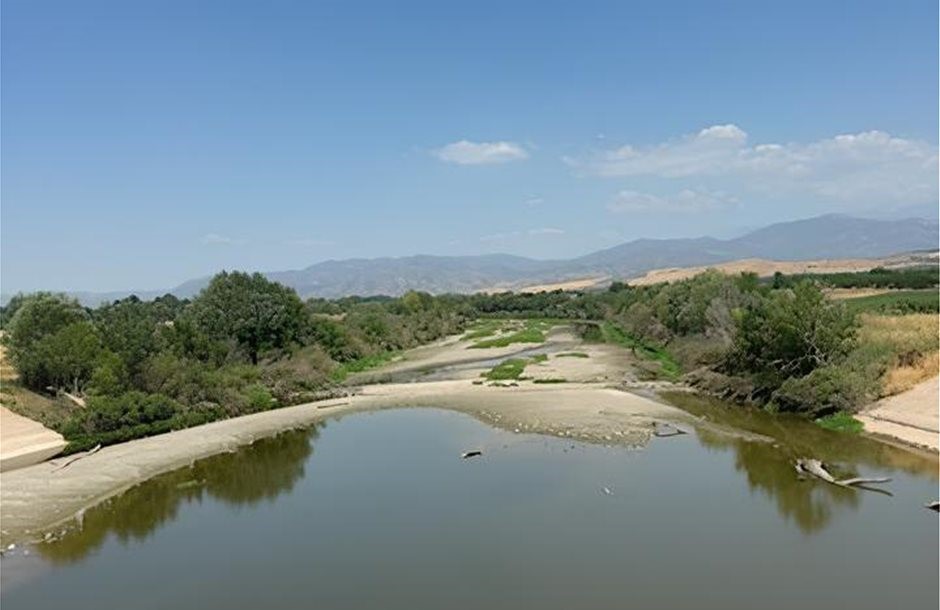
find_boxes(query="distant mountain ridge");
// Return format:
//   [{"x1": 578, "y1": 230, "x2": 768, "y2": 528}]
[{"x1": 6, "y1": 214, "x2": 938, "y2": 305}]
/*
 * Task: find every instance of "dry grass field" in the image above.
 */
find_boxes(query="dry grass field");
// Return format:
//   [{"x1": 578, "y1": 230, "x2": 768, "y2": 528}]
[{"x1": 858, "y1": 313, "x2": 939, "y2": 396}]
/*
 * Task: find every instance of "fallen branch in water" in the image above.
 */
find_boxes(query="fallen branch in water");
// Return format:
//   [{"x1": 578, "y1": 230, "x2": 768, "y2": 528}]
[
  {"x1": 461, "y1": 450, "x2": 482, "y2": 459},
  {"x1": 652, "y1": 422, "x2": 688, "y2": 438},
  {"x1": 926, "y1": 501, "x2": 939, "y2": 513},
  {"x1": 795, "y1": 459, "x2": 891, "y2": 490}
]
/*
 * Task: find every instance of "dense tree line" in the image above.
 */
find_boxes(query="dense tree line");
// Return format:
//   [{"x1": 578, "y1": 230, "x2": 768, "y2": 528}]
[
  {"x1": 2, "y1": 267, "x2": 897, "y2": 449},
  {"x1": 770, "y1": 266, "x2": 939, "y2": 290},
  {"x1": 1, "y1": 273, "x2": 467, "y2": 450}
]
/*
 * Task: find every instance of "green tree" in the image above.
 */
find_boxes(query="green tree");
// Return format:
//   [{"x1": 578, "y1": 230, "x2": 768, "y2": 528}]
[
  {"x1": 3, "y1": 294, "x2": 90, "y2": 390},
  {"x1": 400, "y1": 290, "x2": 434, "y2": 312},
  {"x1": 188, "y1": 272, "x2": 305, "y2": 364},
  {"x1": 92, "y1": 296, "x2": 165, "y2": 377},
  {"x1": 32, "y1": 322, "x2": 104, "y2": 393},
  {"x1": 725, "y1": 281, "x2": 857, "y2": 394}
]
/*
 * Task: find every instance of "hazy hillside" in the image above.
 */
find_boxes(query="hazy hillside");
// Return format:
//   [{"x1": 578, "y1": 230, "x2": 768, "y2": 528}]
[
  {"x1": 728, "y1": 214, "x2": 939, "y2": 260},
  {"x1": 6, "y1": 214, "x2": 936, "y2": 305},
  {"x1": 265, "y1": 254, "x2": 563, "y2": 298}
]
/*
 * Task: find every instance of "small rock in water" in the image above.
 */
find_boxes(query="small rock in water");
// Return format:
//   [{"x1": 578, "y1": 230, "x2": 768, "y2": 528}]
[
  {"x1": 7, "y1": 543, "x2": 16, "y2": 551},
  {"x1": 602, "y1": 486, "x2": 613, "y2": 496}
]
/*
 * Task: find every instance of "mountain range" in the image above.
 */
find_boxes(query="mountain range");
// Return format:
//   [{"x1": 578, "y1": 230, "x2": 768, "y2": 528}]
[{"x1": 10, "y1": 214, "x2": 938, "y2": 305}]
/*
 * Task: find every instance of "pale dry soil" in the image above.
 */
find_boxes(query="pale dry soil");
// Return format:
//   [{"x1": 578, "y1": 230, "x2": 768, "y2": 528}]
[{"x1": 857, "y1": 376, "x2": 939, "y2": 452}]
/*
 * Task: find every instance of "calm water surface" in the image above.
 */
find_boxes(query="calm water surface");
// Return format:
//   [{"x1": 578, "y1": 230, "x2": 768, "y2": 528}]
[{"x1": 2, "y1": 402, "x2": 937, "y2": 609}]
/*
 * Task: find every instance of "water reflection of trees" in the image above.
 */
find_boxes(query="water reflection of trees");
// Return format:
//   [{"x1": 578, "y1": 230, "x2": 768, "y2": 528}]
[
  {"x1": 39, "y1": 425, "x2": 319, "y2": 564},
  {"x1": 664, "y1": 391, "x2": 937, "y2": 535},
  {"x1": 696, "y1": 429, "x2": 860, "y2": 534}
]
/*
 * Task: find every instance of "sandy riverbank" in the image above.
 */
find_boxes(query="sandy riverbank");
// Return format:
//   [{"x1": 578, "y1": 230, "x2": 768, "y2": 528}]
[
  {"x1": 0, "y1": 380, "x2": 690, "y2": 545},
  {"x1": 857, "y1": 376, "x2": 939, "y2": 452},
  {"x1": 0, "y1": 327, "x2": 693, "y2": 545}
]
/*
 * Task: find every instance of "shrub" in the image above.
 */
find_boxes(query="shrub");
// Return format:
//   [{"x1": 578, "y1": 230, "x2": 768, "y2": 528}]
[
  {"x1": 771, "y1": 365, "x2": 875, "y2": 416},
  {"x1": 66, "y1": 392, "x2": 182, "y2": 436},
  {"x1": 244, "y1": 383, "x2": 275, "y2": 410}
]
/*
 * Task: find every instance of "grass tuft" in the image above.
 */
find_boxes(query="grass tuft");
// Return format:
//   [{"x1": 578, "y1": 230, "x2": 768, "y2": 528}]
[{"x1": 815, "y1": 412, "x2": 864, "y2": 433}]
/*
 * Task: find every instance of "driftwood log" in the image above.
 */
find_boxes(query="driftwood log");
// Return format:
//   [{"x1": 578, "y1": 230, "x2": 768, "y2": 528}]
[
  {"x1": 653, "y1": 422, "x2": 688, "y2": 438},
  {"x1": 53, "y1": 444, "x2": 102, "y2": 472},
  {"x1": 461, "y1": 450, "x2": 482, "y2": 459},
  {"x1": 795, "y1": 459, "x2": 891, "y2": 490},
  {"x1": 926, "y1": 501, "x2": 939, "y2": 512}
]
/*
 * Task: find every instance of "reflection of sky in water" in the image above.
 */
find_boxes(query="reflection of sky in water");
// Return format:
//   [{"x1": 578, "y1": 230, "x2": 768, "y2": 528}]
[{"x1": 2, "y1": 406, "x2": 937, "y2": 610}]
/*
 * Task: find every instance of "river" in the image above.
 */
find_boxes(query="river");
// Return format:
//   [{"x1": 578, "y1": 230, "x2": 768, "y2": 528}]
[{"x1": 1, "y1": 398, "x2": 937, "y2": 609}]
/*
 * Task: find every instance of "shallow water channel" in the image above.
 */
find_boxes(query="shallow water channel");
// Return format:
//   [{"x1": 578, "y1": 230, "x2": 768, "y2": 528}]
[{"x1": 1, "y1": 399, "x2": 937, "y2": 609}]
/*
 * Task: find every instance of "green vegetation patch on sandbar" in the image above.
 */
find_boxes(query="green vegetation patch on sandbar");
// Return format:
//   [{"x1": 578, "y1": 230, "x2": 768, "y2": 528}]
[
  {"x1": 462, "y1": 319, "x2": 509, "y2": 340},
  {"x1": 469, "y1": 320, "x2": 557, "y2": 349},
  {"x1": 481, "y1": 358, "x2": 530, "y2": 380}
]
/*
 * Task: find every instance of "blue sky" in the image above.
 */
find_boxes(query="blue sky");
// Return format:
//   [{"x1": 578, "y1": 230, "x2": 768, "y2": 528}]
[{"x1": 2, "y1": 0, "x2": 937, "y2": 292}]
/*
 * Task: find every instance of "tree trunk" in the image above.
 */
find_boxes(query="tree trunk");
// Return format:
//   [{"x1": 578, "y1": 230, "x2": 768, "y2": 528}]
[{"x1": 795, "y1": 459, "x2": 891, "y2": 489}]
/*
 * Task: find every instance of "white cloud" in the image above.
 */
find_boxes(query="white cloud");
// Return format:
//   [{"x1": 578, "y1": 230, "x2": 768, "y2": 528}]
[
  {"x1": 202, "y1": 233, "x2": 245, "y2": 245},
  {"x1": 572, "y1": 125, "x2": 938, "y2": 206},
  {"x1": 434, "y1": 140, "x2": 529, "y2": 165},
  {"x1": 607, "y1": 188, "x2": 737, "y2": 214},
  {"x1": 480, "y1": 227, "x2": 565, "y2": 242}
]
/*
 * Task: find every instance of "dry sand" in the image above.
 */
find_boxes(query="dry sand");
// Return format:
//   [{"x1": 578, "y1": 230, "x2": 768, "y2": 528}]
[{"x1": 857, "y1": 376, "x2": 939, "y2": 452}]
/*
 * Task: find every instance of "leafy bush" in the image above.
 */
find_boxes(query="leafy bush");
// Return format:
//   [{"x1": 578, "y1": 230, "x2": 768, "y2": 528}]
[
  {"x1": 771, "y1": 365, "x2": 875, "y2": 416},
  {"x1": 244, "y1": 383, "x2": 275, "y2": 410}
]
